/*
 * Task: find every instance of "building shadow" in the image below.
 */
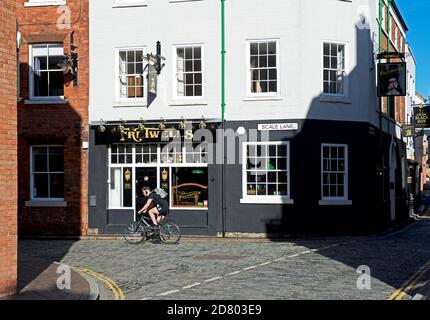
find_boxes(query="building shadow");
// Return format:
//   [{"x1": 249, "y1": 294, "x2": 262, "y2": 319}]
[
  {"x1": 16, "y1": 60, "x2": 86, "y2": 291},
  {"x1": 258, "y1": 19, "x2": 417, "y2": 292}
]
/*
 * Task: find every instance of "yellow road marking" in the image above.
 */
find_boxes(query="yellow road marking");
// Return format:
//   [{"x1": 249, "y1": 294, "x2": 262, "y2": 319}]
[
  {"x1": 387, "y1": 260, "x2": 430, "y2": 300},
  {"x1": 78, "y1": 267, "x2": 126, "y2": 300}
]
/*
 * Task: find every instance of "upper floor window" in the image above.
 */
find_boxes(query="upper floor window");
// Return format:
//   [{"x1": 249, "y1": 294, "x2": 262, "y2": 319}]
[
  {"x1": 247, "y1": 40, "x2": 279, "y2": 96},
  {"x1": 175, "y1": 45, "x2": 203, "y2": 98},
  {"x1": 116, "y1": 48, "x2": 145, "y2": 101},
  {"x1": 30, "y1": 43, "x2": 64, "y2": 99},
  {"x1": 323, "y1": 42, "x2": 346, "y2": 96}
]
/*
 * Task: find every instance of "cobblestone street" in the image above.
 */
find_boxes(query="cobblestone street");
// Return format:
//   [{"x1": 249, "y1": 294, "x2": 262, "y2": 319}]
[{"x1": 18, "y1": 219, "x2": 430, "y2": 300}]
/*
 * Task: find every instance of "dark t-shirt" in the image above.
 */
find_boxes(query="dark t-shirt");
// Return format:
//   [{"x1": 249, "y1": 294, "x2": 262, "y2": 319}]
[{"x1": 149, "y1": 192, "x2": 169, "y2": 215}]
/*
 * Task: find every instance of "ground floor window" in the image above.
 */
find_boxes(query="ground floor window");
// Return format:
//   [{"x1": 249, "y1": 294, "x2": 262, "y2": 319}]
[
  {"x1": 242, "y1": 141, "x2": 290, "y2": 202},
  {"x1": 108, "y1": 143, "x2": 208, "y2": 210},
  {"x1": 30, "y1": 145, "x2": 64, "y2": 200},
  {"x1": 321, "y1": 144, "x2": 348, "y2": 200},
  {"x1": 171, "y1": 167, "x2": 208, "y2": 208}
]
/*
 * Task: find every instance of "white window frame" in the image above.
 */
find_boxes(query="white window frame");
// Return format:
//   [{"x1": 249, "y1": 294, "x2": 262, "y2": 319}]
[
  {"x1": 321, "y1": 41, "x2": 349, "y2": 98},
  {"x1": 24, "y1": 0, "x2": 66, "y2": 7},
  {"x1": 108, "y1": 144, "x2": 208, "y2": 211},
  {"x1": 172, "y1": 44, "x2": 205, "y2": 101},
  {"x1": 30, "y1": 145, "x2": 64, "y2": 201},
  {"x1": 29, "y1": 43, "x2": 65, "y2": 101},
  {"x1": 241, "y1": 141, "x2": 292, "y2": 204},
  {"x1": 115, "y1": 47, "x2": 147, "y2": 104},
  {"x1": 320, "y1": 143, "x2": 349, "y2": 202},
  {"x1": 246, "y1": 39, "x2": 281, "y2": 98}
]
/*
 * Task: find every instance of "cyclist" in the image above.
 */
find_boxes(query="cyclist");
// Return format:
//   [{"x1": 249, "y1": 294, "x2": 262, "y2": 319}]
[{"x1": 137, "y1": 187, "x2": 169, "y2": 227}]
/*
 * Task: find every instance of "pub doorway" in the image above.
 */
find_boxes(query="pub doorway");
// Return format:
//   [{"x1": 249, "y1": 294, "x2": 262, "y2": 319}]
[{"x1": 135, "y1": 167, "x2": 157, "y2": 216}]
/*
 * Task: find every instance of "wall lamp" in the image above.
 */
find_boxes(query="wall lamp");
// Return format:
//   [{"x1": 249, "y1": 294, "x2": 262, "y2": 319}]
[{"x1": 57, "y1": 31, "x2": 79, "y2": 87}]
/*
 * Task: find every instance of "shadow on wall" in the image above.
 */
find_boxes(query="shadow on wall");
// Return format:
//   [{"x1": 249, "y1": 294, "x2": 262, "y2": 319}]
[
  {"x1": 16, "y1": 61, "x2": 85, "y2": 290},
  {"x1": 262, "y1": 22, "x2": 408, "y2": 237}
]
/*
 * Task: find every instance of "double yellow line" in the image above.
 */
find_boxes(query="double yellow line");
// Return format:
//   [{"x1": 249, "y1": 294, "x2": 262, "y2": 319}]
[
  {"x1": 78, "y1": 267, "x2": 126, "y2": 300},
  {"x1": 387, "y1": 260, "x2": 430, "y2": 300}
]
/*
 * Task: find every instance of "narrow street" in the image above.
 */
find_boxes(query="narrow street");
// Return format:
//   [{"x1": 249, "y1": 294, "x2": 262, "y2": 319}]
[{"x1": 19, "y1": 217, "x2": 430, "y2": 300}]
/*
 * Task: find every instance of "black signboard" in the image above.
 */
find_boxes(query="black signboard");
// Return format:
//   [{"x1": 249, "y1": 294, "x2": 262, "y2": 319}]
[
  {"x1": 377, "y1": 62, "x2": 407, "y2": 97},
  {"x1": 402, "y1": 125, "x2": 414, "y2": 138},
  {"x1": 376, "y1": 52, "x2": 405, "y2": 60},
  {"x1": 95, "y1": 125, "x2": 217, "y2": 145},
  {"x1": 414, "y1": 107, "x2": 430, "y2": 129}
]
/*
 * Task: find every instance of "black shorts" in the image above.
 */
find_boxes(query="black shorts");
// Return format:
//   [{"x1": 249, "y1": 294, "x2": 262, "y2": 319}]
[{"x1": 156, "y1": 204, "x2": 169, "y2": 216}]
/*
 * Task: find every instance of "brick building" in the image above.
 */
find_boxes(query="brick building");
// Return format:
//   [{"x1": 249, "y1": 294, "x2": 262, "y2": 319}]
[
  {"x1": 0, "y1": 0, "x2": 18, "y2": 297},
  {"x1": 16, "y1": 0, "x2": 89, "y2": 236}
]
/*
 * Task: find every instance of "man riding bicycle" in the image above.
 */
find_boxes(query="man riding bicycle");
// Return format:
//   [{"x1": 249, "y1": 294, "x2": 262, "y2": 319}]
[{"x1": 138, "y1": 187, "x2": 169, "y2": 227}]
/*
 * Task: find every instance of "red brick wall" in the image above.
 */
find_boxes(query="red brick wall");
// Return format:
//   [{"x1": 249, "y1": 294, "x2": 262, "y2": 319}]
[
  {"x1": 16, "y1": 0, "x2": 89, "y2": 236},
  {"x1": 0, "y1": 0, "x2": 18, "y2": 297}
]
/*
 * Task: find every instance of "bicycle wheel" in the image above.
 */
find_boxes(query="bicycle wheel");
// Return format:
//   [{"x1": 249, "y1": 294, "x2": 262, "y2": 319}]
[
  {"x1": 159, "y1": 223, "x2": 181, "y2": 244},
  {"x1": 124, "y1": 222, "x2": 147, "y2": 244}
]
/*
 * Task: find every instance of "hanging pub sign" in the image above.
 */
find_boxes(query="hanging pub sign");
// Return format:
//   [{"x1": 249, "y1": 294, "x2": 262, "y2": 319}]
[
  {"x1": 402, "y1": 125, "x2": 414, "y2": 138},
  {"x1": 414, "y1": 107, "x2": 430, "y2": 129},
  {"x1": 377, "y1": 62, "x2": 406, "y2": 97}
]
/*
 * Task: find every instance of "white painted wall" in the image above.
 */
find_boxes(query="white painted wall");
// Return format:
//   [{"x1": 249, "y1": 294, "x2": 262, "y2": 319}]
[
  {"x1": 89, "y1": 0, "x2": 221, "y2": 123},
  {"x1": 405, "y1": 44, "x2": 416, "y2": 160},
  {"x1": 89, "y1": 0, "x2": 390, "y2": 126}
]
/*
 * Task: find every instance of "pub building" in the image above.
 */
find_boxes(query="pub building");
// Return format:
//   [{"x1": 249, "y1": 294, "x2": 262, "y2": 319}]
[{"x1": 88, "y1": 0, "x2": 412, "y2": 236}]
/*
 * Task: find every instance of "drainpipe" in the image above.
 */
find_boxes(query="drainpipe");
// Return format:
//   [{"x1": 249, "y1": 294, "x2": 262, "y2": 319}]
[
  {"x1": 378, "y1": 0, "x2": 385, "y2": 210},
  {"x1": 387, "y1": 0, "x2": 392, "y2": 116},
  {"x1": 221, "y1": 0, "x2": 226, "y2": 237}
]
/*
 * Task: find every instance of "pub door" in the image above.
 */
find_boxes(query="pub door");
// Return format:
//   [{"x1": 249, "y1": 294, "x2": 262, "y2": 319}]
[{"x1": 135, "y1": 168, "x2": 157, "y2": 215}]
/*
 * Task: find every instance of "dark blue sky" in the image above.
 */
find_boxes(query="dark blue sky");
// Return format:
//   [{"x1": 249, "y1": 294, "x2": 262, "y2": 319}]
[{"x1": 396, "y1": 0, "x2": 429, "y2": 99}]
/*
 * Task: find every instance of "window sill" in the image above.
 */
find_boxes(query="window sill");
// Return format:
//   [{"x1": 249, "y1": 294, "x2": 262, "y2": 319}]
[
  {"x1": 169, "y1": 100, "x2": 208, "y2": 106},
  {"x1": 243, "y1": 96, "x2": 283, "y2": 102},
  {"x1": 319, "y1": 95, "x2": 351, "y2": 104},
  {"x1": 113, "y1": 101, "x2": 147, "y2": 108},
  {"x1": 25, "y1": 201, "x2": 67, "y2": 207},
  {"x1": 318, "y1": 200, "x2": 352, "y2": 206},
  {"x1": 24, "y1": 1, "x2": 66, "y2": 7},
  {"x1": 112, "y1": 3, "x2": 148, "y2": 8},
  {"x1": 240, "y1": 198, "x2": 294, "y2": 204},
  {"x1": 25, "y1": 99, "x2": 68, "y2": 105}
]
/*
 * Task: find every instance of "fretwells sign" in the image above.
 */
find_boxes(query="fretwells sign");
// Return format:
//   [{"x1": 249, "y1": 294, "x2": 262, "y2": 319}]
[
  {"x1": 95, "y1": 125, "x2": 199, "y2": 145},
  {"x1": 120, "y1": 127, "x2": 193, "y2": 142},
  {"x1": 414, "y1": 107, "x2": 430, "y2": 129}
]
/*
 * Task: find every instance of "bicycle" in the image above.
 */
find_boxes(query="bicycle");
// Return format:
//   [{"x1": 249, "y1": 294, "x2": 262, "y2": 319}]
[{"x1": 124, "y1": 214, "x2": 181, "y2": 245}]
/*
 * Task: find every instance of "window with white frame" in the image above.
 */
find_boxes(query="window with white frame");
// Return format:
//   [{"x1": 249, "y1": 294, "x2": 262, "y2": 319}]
[
  {"x1": 321, "y1": 144, "x2": 348, "y2": 200},
  {"x1": 117, "y1": 48, "x2": 145, "y2": 100},
  {"x1": 30, "y1": 43, "x2": 64, "y2": 99},
  {"x1": 243, "y1": 142, "x2": 289, "y2": 199},
  {"x1": 108, "y1": 143, "x2": 208, "y2": 209},
  {"x1": 31, "y1": 146, "x2": 64, "y2": 200},
  {"x1": 323, "y1": 42, "x2": 346, "y2": 95},
  {"x1": 175, "y1": 46, "x2": 203, "y2": 98},
  {"x1": 248, "y1": 40, "x2": 279, "y2": 95}
]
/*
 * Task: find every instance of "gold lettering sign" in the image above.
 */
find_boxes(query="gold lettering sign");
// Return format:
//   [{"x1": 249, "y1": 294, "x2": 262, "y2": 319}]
[
  {"x1": 119, "y1": 127, "x2": 193, "y2": 143},
  {"x1": 415, "y1": 108, "x2": 429, "y2": 127}
]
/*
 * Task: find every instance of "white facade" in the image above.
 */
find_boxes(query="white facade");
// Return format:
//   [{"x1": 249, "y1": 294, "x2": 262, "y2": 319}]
[
  {"x1": 405, "y1": 44, "x2": 416, "y2": 160},
  {"x1": 89, "y1": 0, "x2": 387, "y2": 126}
]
